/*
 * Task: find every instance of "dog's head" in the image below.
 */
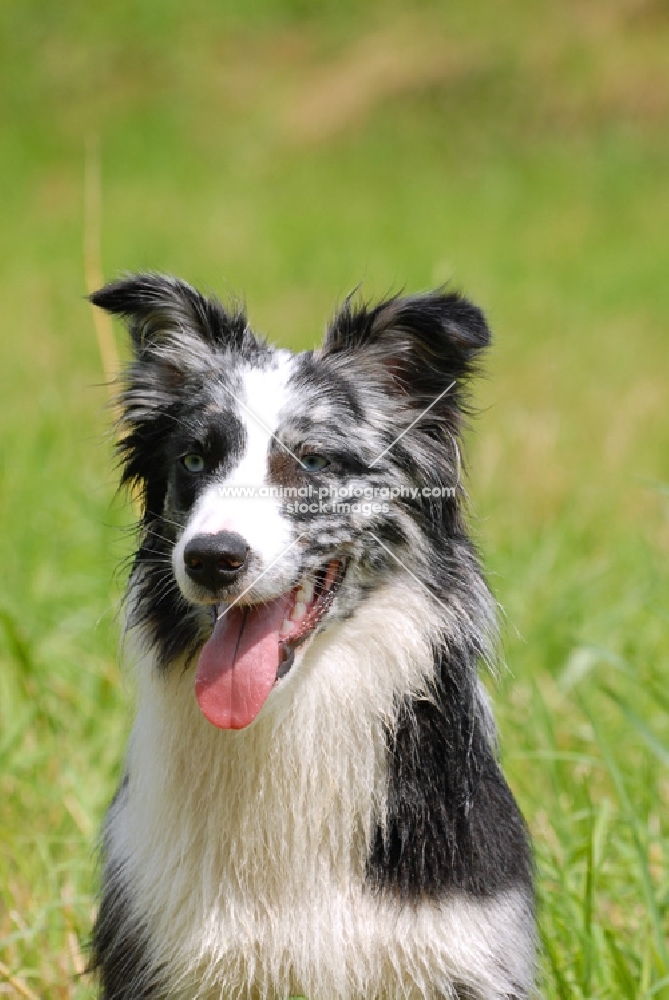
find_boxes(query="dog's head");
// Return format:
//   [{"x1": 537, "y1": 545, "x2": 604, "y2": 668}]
[{"x1": 92, "y1": 274, "x2": 489, "y2": 730}]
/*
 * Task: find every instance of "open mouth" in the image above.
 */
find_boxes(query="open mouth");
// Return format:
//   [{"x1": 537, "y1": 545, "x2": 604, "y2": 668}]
[
  {"x1": 194, "y1": 559, "x2": 345, "y2": 730},
  {"x1": 275, "y1": 559, "x2": 345, "y2": 679}
]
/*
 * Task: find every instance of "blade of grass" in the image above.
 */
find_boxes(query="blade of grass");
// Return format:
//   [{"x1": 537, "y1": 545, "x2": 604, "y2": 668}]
[
  {"x1": 0, "y1": 607, "x2": 36, "y2": 676},
  {"x1": 581, "y1": 809, "x2": 595, "y2": 994},
  {"x1": 0, "y1": 703, "x2": 36, "y2": 767},
  {"x1": 643, "y1": 975, "x2": 669, "y2": 998},
  {"x1": 604, "y1": 930, "x2": 638, "y2": 999},
  {"x1": 602, "y1": 685, "x2": 669, "y2": 768},
  {"x1": 541, "y1": 933, "x2": 572, "y2": 1000},
  {"x1": 580, "y1": 698, "x2": 668, "y2": 970},
  {"x1": 0, "y1": 960, "x2": 40, "y2": 1000}
]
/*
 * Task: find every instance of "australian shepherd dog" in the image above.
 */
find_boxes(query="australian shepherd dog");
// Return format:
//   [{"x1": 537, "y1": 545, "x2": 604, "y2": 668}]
[{"x1": 89, "y1": 274, "x2": 534, "y2": 999}]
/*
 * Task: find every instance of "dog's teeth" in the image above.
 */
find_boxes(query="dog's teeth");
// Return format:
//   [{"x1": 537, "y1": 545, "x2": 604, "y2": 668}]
[
  {"x1": 296, "y1": 579, "x2": 315, "y2": 605},
  {"x1": 279, "y1": 618, "x2": 292, "y2": 637},
  {"x1": 291, "y1": 601, "x2": 307, "y2": 622}
]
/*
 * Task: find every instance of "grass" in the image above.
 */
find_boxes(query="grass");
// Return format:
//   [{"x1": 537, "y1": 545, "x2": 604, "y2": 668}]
[{"x1": 1, "y1": 0, "x2": 668, "y2": 996}]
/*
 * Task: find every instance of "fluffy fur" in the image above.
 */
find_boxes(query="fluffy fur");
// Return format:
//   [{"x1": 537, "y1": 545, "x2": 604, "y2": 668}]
[{"x1": 90, "y1": 274, "x2": 535, "y2": 999}]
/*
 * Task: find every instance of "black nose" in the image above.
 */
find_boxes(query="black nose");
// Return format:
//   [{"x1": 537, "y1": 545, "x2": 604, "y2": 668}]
[{"x1": 183, "y1": 531, "x2": 249, "y2": 592}]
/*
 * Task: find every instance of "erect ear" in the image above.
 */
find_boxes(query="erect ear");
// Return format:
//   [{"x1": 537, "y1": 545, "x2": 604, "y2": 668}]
[
  {"x1": 89, "y1": 272, "x2": 251, "y2": 359},
  {"x1": 320, "y1": 290, "x2": 490, "y2": 417},
  {"x1": 90, "y1": 273, "x2": 257, "y2": 514}
]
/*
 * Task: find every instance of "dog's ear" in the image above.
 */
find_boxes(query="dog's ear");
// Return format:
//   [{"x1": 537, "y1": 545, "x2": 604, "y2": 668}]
[
  {"x1": 321, "y1": 291, "x2": 490, "y2": 416},
  {"x1": 89, "y1": 272, "x2": 250, "y2": 359},
  {"x1": 90, "y1": 274, "x2": 257, "y2": 514}
]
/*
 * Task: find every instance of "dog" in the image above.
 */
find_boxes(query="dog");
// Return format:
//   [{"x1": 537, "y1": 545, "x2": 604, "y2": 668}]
[{"x1": 89, "y1": 274, "x2": 535, "y2": 999}]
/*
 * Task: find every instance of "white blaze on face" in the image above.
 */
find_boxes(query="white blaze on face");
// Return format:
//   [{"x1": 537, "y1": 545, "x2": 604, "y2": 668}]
[{"x1": 173, "y1": 355, "x2": 298, "y2": 600}]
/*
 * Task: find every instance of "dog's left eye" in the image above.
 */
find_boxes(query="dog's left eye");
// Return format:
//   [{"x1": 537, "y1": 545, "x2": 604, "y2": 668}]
[
  {"x1": 182, "y1": 454, "x2": 205, "y2": 474},
  {"x1": 301, "y1": 454, "x2": 329, "y2": 472}
]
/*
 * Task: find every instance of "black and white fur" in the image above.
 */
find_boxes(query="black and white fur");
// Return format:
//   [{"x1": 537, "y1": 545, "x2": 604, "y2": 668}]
[{"x1": 90, "y1": 274, "x2": 534, "y2": 1000}]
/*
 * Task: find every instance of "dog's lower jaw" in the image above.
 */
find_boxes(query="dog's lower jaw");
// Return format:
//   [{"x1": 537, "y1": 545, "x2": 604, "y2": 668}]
[{"x1": 96, "y1": 580, "x2": 534, "y2": 1000}]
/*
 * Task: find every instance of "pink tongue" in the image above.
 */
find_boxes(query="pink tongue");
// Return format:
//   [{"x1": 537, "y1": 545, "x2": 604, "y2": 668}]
[{"x1": 195, "y1": 593, "x2": 294, "y2": 730}]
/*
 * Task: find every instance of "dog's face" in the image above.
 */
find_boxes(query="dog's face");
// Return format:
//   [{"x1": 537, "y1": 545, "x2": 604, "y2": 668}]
[{"x1": 92, "y1": 275, "x2": 489, "y2": 730}]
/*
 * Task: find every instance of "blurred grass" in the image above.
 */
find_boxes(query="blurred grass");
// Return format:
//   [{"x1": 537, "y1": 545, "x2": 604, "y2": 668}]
[{"x1": 1, "y1": 0, "x2": 668, "y2": 996}]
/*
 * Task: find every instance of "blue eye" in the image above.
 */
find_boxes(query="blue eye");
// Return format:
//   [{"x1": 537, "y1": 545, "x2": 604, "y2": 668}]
[
  {"x1": 182, "y1": 454, "x2": 205, "y2": 473},
  {"x1": 301, "y1": 454, "x2": 329, "y2": 472}
]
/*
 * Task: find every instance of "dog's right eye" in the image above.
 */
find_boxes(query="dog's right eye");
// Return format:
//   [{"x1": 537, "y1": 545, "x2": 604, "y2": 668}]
[{"x1": 181, "y1": 454, "x2": 205, "y2": 474}]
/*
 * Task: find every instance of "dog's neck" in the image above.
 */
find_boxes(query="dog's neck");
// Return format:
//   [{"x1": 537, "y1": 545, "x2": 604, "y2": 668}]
[{"x1": 118, "y1": 580, "x2": 441, "y2": 901}]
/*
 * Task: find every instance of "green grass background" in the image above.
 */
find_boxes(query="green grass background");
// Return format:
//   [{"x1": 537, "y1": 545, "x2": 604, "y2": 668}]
[{"x1": 1, "y1": 0, "x2": 668, "y2": 996}]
